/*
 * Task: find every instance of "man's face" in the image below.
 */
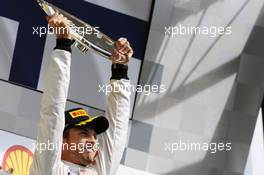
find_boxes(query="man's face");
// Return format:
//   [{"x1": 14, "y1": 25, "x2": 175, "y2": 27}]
[{"x1": 62, "y1": 127, "x2": 98, "y2": 166}]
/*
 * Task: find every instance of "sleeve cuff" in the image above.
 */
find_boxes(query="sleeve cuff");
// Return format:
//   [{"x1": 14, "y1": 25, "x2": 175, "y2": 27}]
[
  {"x1": 54, "y1": 38, "x2": 74, "y2": 53},
  {"x1": 111, "y1": 63, "x2": 129, "y2": 80}
]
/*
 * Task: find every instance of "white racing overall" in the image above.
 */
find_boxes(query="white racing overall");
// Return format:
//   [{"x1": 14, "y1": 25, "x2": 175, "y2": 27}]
[{"x1": 29, "y1": 50, "x2": 131, "y2": 175}]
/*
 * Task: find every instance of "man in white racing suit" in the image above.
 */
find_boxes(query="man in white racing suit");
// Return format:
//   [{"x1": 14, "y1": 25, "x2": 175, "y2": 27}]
[{"x1": 30, "y1": 13, "x2": 133, "y2": 175}]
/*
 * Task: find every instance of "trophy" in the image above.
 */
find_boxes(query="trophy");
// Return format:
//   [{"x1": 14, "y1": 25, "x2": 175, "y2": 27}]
[{"x1": 36, "y1": 0, "x2": 116, "y2": 60}]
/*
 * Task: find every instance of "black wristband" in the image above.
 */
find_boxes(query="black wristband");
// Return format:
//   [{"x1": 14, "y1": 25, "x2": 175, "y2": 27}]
[
  {"x1": 54, "y1": 38, "x2": 74, "y2": 53},
  {"x1": 111, "y1": 63, "x2": 129, "y2": 80}
]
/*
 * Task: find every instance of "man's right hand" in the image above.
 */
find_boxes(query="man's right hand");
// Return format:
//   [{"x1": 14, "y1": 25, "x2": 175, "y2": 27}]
[{"x1": 46, "y1": 13, "x2": 72, "y2": 39}]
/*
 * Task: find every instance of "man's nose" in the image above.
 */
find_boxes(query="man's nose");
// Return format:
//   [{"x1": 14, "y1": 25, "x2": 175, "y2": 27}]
[
  {"x1": 85, "y1": 139, "x2": 97, "y2": 149},
  {"x1": 87, "y1": 135, "x2": 96, "y2": 143}
]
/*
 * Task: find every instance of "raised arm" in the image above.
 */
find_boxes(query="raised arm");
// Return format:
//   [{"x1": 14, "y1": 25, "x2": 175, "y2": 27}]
[
  {"x1": 30, "y1": 14, "x2": 72, "y2": 175},
  {"x1": 96, "y1": 38, "x2": 133, "y2": 175}
]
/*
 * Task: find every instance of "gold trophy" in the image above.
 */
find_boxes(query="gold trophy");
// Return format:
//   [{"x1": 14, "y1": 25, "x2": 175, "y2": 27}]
[{"x1": 36, "y1": 0, "x2": 116, "y2": 60}]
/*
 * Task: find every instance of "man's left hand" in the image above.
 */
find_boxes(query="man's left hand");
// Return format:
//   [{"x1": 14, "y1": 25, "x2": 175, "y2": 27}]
[{"x1": 111, "y1": 38, "x2": 133, "y2": 64}]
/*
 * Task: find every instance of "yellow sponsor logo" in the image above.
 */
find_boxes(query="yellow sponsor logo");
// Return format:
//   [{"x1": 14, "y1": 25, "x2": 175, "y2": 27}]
[
  {"x1": 69, "y1": 109, "x2": 88, "y2": 118},
  {"x1": 75, "y1": 116, "x2": 98, "y2": 126},
  {"x1": 2, "y1": 145, "x2": 33, "y2": 175}
]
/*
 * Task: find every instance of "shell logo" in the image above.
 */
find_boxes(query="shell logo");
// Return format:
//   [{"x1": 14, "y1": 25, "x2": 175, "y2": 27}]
[{"x1": 2, "y1": 145, "x2": 33, "y2": 175}]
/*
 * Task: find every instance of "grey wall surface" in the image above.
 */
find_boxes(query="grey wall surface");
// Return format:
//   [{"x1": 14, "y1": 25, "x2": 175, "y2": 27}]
[
  {"x1": 122, "y1": 0, "x2": 264, "y2": 175},
  {"x1": 0, "y1": 17, "x2": 18, "y2": 80},
  {"x1": 244, "y1": 110, "x2": 264, "y2": 175},
  {"x1": 0, "y1": 80, "x2": 104, "y2": 139}
]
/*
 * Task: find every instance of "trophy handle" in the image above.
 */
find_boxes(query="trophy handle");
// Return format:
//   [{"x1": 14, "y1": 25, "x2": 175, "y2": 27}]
[{"x1": 36, "y1": 0, "x2": 55, "y2": 16}]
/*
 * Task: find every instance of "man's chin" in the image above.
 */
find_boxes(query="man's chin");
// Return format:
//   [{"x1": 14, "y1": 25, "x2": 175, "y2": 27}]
[{"x1": 79, "y1": 153, "x2": 96, "y2": 165}]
